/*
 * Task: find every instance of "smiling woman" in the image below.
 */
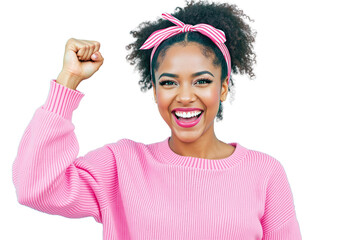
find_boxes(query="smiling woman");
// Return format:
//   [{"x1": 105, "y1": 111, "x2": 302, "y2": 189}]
[
  {"x1": 151, "y1": 42, "x2": 232, "y2": 157},
  {"x1": 12, "y1": 0, "x2": 302, "y2": 239}
]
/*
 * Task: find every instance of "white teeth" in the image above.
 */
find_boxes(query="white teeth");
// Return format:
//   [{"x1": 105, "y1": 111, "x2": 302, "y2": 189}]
[{"x1": 175, "y1": 111, "x2": 202, "y2": 118}]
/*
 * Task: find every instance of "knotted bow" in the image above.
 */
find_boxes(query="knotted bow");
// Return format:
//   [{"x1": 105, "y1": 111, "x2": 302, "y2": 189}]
[{"x1": 140, "y1": 13, "x2": 231, "y2": 84}]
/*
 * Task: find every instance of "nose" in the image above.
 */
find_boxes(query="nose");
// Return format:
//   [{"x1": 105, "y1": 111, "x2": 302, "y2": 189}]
[{"x1": 176, "y1": 83, "x2": 196, "y2": 104}]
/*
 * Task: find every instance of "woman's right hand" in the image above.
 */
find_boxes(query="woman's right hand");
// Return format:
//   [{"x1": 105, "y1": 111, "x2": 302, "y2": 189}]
[{"x1": 57, "y1": 38, "x2": 104, "y2": 89}]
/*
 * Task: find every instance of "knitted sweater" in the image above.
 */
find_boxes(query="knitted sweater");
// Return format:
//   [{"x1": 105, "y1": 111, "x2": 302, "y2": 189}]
[{"x1": 12, "y1": 79, "x2": 301, "y2": 240}]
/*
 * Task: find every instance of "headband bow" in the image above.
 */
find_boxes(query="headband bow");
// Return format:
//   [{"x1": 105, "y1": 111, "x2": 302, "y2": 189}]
[{"x1": 140, "y1": 13, "x2": 231, "y2": 84}]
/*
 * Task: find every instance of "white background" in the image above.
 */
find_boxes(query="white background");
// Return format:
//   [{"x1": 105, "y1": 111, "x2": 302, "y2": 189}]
[{"x1": 1, "y1": 0, "x2": 359, "y2": 239}]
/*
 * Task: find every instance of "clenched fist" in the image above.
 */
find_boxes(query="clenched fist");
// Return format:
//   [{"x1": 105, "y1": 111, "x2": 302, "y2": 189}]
[{"x1": 57, "y1": 38, "x2": 104, "y2": 90}]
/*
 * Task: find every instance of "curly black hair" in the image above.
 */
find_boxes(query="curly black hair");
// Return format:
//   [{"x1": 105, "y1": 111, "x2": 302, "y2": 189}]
[{"x1": 126, "y1": 0, "x2": 256, "y2": 121}]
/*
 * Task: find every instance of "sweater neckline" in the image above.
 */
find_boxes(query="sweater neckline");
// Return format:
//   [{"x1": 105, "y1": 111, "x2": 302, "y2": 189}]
[{"x1": 157, "y1": 137, "x2": 248, "y2": 170}]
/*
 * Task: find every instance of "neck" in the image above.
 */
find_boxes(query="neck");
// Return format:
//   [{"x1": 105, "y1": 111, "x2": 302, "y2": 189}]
[{"x1": 169, "y1": 124, "x2": 225, "y2": 159}]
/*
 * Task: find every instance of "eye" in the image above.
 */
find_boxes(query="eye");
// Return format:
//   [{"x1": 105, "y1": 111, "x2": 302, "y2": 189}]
[
  {"x1": 195, "y1": 78, "x2": 213, "y2": 85},
  {"x1": 159, "y1": 80, "x2": 177, "y2": 86}
]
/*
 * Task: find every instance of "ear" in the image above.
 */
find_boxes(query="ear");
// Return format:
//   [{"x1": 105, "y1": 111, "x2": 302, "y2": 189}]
[
  {"x1": 152, "y1": 81, "x2": 157, "y2": 103},
  {"x1": 220, "y1": 77, "x2": 229, "y2": 102}
]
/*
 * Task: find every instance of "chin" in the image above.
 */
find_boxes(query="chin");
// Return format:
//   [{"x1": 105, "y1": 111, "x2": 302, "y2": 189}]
[{"x1": 171, "y1": 127, "x2": 205, "y2": 143}]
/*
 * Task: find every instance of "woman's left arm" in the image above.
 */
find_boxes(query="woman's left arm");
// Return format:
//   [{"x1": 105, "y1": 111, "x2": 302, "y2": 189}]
[{"x1": 261, "y1": 160, "x2": 302, "y2": 239}]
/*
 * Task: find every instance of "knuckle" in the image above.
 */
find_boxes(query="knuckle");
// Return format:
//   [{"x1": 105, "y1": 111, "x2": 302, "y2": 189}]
[{"x1": 66, "y1": 38, "x2": 73, "y2": 46}]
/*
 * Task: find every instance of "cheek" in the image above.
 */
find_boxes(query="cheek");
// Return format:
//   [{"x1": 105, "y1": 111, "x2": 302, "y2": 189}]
[
  {"x1": 201, "y1": 87, "x2": 220, "y2": 112},
  {"x1": 155, "y1": 90, "x2": 173, "y2": 117}
]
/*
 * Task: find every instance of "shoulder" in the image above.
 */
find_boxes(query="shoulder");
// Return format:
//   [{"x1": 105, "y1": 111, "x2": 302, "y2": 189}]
[
  {"x1": 245, "y1": 147, "x2": 281, "y2": 165},
  {"x1": 106, "y1": 138, "x2": 160, "y2": 158},
  {"x1": 242, "y1": 146, "x2": 285, "y2": 177}
]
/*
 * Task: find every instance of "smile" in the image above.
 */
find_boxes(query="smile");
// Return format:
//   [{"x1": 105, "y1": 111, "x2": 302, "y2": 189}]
[{"x1": 172, "y1": 110, "x2": 204, "y2": 128}]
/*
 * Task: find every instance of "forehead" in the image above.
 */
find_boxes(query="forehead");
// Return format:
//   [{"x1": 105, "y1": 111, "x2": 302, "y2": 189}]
[{"x1": 155, "y1": 43, "x2": 220, "y2": 77}]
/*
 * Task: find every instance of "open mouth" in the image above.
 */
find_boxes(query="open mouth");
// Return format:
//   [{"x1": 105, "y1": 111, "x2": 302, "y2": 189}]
[
  {"x1": 173, "y1": 110, "x2": 203, "y2": 121},
  {"x1": 172, "y1": 110, "x2": 204, "y2": 128}
]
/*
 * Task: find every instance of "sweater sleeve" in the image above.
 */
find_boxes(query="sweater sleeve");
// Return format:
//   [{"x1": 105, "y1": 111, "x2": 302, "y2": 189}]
[
  {"x1": 261, "y1": 160, "x2": 302, "y2": 239},
  {"x1": 12, "y1": 79, "x2": 118, "y2": 223}
]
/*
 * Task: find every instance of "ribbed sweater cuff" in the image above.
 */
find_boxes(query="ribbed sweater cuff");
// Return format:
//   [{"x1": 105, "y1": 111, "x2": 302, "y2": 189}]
[{"x1": 42, "y1": 79, "x2": 85, "y2": 120}]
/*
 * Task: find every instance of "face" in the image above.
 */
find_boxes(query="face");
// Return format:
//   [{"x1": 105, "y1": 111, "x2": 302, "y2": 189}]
[{"x1": 152, "y1": 42, "x2": 229, "y2": 143}]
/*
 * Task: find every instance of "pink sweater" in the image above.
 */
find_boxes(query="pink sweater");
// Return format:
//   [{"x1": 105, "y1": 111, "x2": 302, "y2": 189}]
[{"x1": 13, "y1": 79, "x2": 301, "y2": 240}]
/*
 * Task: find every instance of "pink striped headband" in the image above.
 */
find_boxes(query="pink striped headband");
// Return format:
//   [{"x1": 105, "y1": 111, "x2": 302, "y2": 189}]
[{"x1": 139, "y1": 13, "x2": 231, "y2": 84}]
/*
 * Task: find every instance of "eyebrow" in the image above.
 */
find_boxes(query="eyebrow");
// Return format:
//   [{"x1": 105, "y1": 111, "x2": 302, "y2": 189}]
[{"x1": 158, "y1": 71, "x2": 214, "y2": 80}]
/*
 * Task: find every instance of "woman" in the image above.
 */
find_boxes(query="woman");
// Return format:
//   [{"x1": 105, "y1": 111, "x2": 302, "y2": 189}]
[{"x1": 12, "y1": 0, "x2": 301, "y2": 239}]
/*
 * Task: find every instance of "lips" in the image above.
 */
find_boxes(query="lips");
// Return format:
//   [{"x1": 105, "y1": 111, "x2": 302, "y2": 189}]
[{"x1": 172, "y1": 110, "x2": 204, "y2": 128}]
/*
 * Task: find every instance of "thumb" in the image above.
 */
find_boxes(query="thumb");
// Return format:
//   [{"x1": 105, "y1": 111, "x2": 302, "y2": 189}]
[{"x1": 91, "y1": 51, "x2": 103, "y2": 62}]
